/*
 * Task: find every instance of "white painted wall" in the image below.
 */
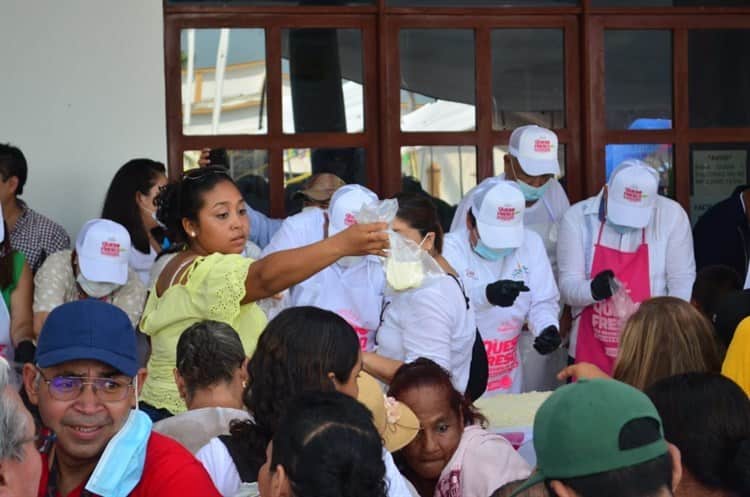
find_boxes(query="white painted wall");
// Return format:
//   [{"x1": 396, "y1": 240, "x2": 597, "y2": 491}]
[{"x1": 0, "y1": 1, "x2": 166, "y2": 239}]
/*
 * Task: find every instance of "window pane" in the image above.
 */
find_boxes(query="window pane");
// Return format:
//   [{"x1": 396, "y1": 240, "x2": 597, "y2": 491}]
[
  {"x1": 401, "y1": 146, "x2": 476, "y2": 229},
  {"x1": 181, "y1": 29, "x2": 267, "y2": 135},
  {"x1": 605, "y1": 144, "x2": 674, "y2": 198},
  {"x1": 400, "y1": 30, "x2": 475, "y2": 132},
  {"x1": 389, "y1": 0, "x2": 577, "y2": 5},
  {"x1": 183, "y1": 149, "x2": 271, "y2": 213},
  {"x1": 491, "y1": 29, "x2": 565, "y2": 130},
  {"x1": 283, "y1": 148, "x2": 366, "y2": 215},
  {"x1": 281, "y1": 29, "x2": 364, "y2": 133},
  {"x1": 493, "y1": 145, "x2": 567, "y2": 182},
  {"x1": 689, "y1": 30, "x2": 750, "y2": 128},
  {"x1": 594, "y1": 0, "x2": 750, "y2": 5},
  {"x1": 605, "y1": 30, "x2": 672, "y2": 130},
  {"x1": 690, "y1": 144, "x2": 750, "y2": 223}
]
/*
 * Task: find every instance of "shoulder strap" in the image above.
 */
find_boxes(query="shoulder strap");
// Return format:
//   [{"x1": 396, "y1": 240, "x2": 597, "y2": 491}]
[
  {"x1": 219, "y1": 435, "x2": 260, "y2": 483},
  {"x1": 447, "y1": 273, "x2": 470, "y2": 310},
  {"x1": 169, "y1": 256, "x2": 197, "y2": 287}
]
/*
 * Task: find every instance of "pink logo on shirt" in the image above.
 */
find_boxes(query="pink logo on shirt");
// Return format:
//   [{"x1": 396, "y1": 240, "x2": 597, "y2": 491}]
[
  {"x1": 623, "y1": 187, "x2": 643, "y2": 203},
  {"x1": 100, "y1": 241, "x2": 121, "y2": 257},
  {"x1": 344, "y1": 213, "x2": 357, "y2": 226},
  {"x1": 497, "y1": 207, "x2": 517, "y2": 222},
  {"x1": 534, "y1": 139, "x2": 552, "y2": 153}
]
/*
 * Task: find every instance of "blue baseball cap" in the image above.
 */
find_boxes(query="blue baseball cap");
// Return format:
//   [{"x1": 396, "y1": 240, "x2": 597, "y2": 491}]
[{"x1": 35, "y1": 300, "x2": 137, "y2": 377}]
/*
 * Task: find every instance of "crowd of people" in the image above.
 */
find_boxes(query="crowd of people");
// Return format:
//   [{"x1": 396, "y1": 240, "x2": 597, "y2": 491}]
[{"x1": 0, "y1": 127, "x2": 749, "y2": 497}]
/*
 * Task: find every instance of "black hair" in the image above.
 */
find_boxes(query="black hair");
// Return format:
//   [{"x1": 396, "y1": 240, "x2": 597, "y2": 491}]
[
  {"x1": 388, "y1": 358, "x2": 487, "y2": 428},
  {"x1": 272, "y1": 391, "x2": 387, "y2": 497},
  {"x1": 228, "y1": 307, "x2": 361, "y2": 481},
  {"x1": 0, "y1": 143, "x2": 28, "y2": 196},
  {"x1": 646, "y1": 372, "x2": 750, "y2": 495},
  {"x1": 553, "y1": 418, "x2": 673, "y2": 497},
  {"x1": 711, "y1": 289, "x2": 750, "y2": 350},
  {"x1": 691, "y1": 265, "x2": 742, "y2": 320},
  {"x1": 154, "y1": 166, "x2": 235, "y2": 248},
  {"x1": 393, "y1": 192, "x2": 444, "y2": 254},
  {"x1": 101, "y1": 158, "x2": 166, "y2": 254},
  {"x1": 176, "y1": 320, "x2": 245, "y2": 402}
]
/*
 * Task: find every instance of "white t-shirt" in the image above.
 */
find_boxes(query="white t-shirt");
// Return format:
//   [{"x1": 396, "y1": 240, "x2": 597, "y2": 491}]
[
  {"x1": 196, "y1": 437, "x2": 413, "y2": 497},
  {"x1": 450, "y1": 175, "x2": 570, "y2": 274},
  {"x1": 129, "y1": 246, "x2": 158, "y2": 286},
  {"x1": 376, "y1": 274, "x2": 475, "y2": 393},
  {"x1": 557, "y1": 192, "x2": 696, "y2": 355}
]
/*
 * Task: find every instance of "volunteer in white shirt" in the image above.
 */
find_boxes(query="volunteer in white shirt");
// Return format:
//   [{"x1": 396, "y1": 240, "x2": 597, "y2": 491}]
[
  {"x1": 450, "y1": 125, "x2": 569, "y2": 275},
  {"x1": 372, "y1": 193, "x2": 476, "y2": 394},
  {"x1": 443, "y1": 181, "x2": 561, "y2": 396},
  {"x1": 262, "y1": 185, "x2": 385, "y2": 351},
  {"x1": 557, "y1": 159, "x2": 696, "y2": 373}
]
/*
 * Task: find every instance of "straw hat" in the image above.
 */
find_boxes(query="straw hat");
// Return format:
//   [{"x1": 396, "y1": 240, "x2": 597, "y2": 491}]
[{"x1": 357, "y1": 372, "x2": 420, "y2": 452}]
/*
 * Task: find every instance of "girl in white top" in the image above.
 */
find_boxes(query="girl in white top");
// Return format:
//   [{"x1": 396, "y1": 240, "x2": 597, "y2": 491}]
[{"x1": 372, "y1": 193, "x2": 475, "y2": 394}]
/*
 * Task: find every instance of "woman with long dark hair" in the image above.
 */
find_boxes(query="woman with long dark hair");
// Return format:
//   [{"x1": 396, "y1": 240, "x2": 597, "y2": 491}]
[{"x1": 101, "y1": 158, "x2": 168, "y2": 284}]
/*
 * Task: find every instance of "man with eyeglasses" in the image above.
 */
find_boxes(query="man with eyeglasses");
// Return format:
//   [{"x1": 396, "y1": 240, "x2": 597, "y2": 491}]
[
  {"x1": 21, "y1": 299, "x2": 220, "y2": 497},
  {"x1": 0, "y1": 356, "x2": 41, "y2": 497}
]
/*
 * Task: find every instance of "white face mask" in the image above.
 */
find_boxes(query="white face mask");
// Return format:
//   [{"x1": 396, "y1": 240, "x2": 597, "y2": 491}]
[{"x1": 76, "y1": 274, "x2": 121, "y2": 298}]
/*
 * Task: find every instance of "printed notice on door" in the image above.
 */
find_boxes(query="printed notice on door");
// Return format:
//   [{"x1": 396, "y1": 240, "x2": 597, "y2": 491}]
[{"x1": 691, "y1": 150, "x2": 748, "y2": 223}]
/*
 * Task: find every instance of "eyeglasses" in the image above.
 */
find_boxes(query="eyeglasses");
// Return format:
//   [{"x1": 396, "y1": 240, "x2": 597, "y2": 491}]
[{"x1": 36, "y1": 368, "x2": 133, "y2": 402}]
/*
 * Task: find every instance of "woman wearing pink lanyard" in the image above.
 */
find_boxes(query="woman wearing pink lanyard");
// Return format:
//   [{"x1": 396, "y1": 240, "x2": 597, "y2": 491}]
[{"x1": 557, "y1": 159, "x2": 696, "y2": 375}]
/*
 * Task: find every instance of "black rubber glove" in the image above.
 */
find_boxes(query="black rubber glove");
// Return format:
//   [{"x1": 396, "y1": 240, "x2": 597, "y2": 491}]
[
  {"x1": 14, "y1": 340, "x2": 36, "y2": 364},
  {"x1": 533, "y1": 326, "x2": 562, "y2": 355},
  {"x1": 590, "y1": 269, "x2": 615, "y2": 301},
  {"x1": 486, "y1": 280, "x2": 530, "y2": 307}
]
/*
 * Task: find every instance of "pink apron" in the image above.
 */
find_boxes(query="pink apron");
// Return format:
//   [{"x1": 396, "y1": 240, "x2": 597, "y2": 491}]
[{"x1": 575, "y1": 223, "x2": 651, "y2": 374}]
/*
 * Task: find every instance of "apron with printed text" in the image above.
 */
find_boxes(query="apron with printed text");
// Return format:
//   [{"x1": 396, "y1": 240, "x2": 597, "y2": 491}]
[
  {"x1": 471, "y1": 255, "x2": 530, "y2": 396},
  {"x1": 575, "y1": 223, "x2": 651, "y2": 374},
  {"x1": 0, "y1": 293, "x2": 13, "y2": 362}
]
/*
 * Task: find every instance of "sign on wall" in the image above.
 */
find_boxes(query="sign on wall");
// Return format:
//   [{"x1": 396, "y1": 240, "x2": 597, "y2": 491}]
[{"x1": 691, "y1": 150, "x2": 748, "y2": 223}]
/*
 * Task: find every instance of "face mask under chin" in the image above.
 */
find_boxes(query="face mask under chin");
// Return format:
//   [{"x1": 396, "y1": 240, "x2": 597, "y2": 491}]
[
  {"x1": 606, "y1": 220, "x2": 639, "y2": 235},
  {"x1": 516, "y1": 178, "x2": 550, "y2": 202}
]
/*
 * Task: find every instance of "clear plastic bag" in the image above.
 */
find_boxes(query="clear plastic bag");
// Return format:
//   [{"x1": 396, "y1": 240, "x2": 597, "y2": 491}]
[
  {"x1": 609, "y1": 277, "x2": 640, "y2": 328},
  {"x1": 384, "y1": 232, "x2": 444, "y2": 291},
  {"x1": 355, "y1": 198, "x2": 399, "y2": 225}
]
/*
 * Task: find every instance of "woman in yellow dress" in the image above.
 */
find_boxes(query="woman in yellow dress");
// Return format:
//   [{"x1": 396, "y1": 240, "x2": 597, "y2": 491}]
[{"x1": 139, "y1": 167, "x2": 388, "y2": 420}]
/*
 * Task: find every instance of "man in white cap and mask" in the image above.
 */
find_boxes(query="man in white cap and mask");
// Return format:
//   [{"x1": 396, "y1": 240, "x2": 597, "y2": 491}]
[
  {"x1": 263, "y1": 184, "x2": 385, "y2": 351},
  {"x1": 450, "y1": 125, "x2": 569, "y2": 274},
  {"x1": 557, "y1": 159, "x2": 695, "y2": 376},
  {"x1": 443, "y1": 181, "x2": 561, "y2": 396},
  {"x1": 32, "y1": 219, "x2": 147, "y2": 335}
]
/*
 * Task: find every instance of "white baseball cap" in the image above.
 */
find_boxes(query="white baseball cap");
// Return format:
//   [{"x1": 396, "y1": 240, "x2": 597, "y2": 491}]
[
  {"x1": 327, "y1": 184, "x2": 378, "y2": 237},
  {"x1": 508, "y1": 125, "x2": 561, "y2": 177},
  {"x1": 606, "y1": 159, "x2": 659, "y2": 229},
  {"x1": 471, "y1": 181, "x2": 525, "y2": 249},
  {"x1": 75, "y1": 219, "x2": 131, "y2": 285}
]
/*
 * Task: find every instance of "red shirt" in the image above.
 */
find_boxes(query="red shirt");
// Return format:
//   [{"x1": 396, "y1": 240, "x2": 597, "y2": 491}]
[{"x1": 38, "y1": 432, "x2": 221, "y2": 497}]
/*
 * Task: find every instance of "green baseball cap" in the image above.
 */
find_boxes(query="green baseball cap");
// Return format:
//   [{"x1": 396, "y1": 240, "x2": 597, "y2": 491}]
[{"x1": 511, "y1": 379, "x2": 668, "y2": 496}]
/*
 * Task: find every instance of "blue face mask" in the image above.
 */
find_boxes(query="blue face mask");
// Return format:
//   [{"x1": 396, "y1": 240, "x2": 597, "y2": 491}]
[
  {"x1": 607, "y1": 221, "x2": 638, "y2": 235},
  {"x1": 516, "y1": 179, "x2": 550, "y2": 202},
  {"x1": 473, "y1": 239, "x2": 514, "y2": 261},
  {"x1": 85, "y1": 408, "x2": 153, "y2": 497}
]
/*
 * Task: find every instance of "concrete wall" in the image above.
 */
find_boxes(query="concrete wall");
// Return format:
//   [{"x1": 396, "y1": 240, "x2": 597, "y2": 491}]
[{"x1": 0, "y1": 1, "x2": 166, "y2": 238}]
